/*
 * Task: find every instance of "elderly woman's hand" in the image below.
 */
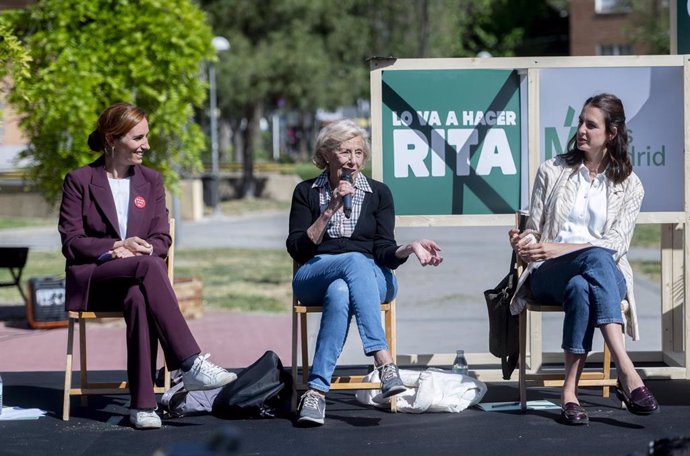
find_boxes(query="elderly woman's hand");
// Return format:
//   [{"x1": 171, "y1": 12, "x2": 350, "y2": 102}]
[{"x1": 397, "y1": 239, "x2": 443, "y2": 266}]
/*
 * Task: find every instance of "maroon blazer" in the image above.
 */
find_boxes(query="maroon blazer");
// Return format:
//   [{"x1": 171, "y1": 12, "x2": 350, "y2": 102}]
[{"x1": 58, "y1": 156, "x2": 171, "y2": 311}]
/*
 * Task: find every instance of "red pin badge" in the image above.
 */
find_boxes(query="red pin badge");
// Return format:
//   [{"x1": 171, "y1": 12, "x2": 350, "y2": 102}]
[{"x1": 134, "y1": 196, "x2": 146, "y2": 209}]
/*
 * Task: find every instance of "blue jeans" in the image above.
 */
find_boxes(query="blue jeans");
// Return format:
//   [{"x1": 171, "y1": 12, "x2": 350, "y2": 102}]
[
  {"x1": 529, "y1": 247, "x2": 626, "y2": 354},
  {"x1": 293, "y1": 252, "x2": 398, "y2": 393}
]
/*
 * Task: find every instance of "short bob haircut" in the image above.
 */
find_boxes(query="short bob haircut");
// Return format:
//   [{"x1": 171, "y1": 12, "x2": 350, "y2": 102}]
[
  {"x1": 87, "y1": 102, "x2": 147, "y2": 152},
  {"x1": 312, "y1": 119, "x2": 370, "y2": 170}
]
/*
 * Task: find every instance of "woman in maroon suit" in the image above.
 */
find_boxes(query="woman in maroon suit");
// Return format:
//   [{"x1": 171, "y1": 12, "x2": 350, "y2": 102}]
[{"x1": 58, "y1": 102, "x2": 235, "y2": 429}]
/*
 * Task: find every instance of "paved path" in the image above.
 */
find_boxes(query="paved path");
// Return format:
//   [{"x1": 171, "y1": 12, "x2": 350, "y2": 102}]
[{"x1": 0, "y1": 211, "x2": 664, "y2": 372}]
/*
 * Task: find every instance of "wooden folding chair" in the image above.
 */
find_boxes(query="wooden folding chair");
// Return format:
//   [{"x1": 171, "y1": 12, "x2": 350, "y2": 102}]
[
  {"x1": 290, "y1": 263, "x2": 398, "y2": 412},
  {"x1": 62, "y1": 219, "x2": 176, "y2": 421},
  {"x1": 514, "y1": 211, "x2": 620, "y2": 412}
]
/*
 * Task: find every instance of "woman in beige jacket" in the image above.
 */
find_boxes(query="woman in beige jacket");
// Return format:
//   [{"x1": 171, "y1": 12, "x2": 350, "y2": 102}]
[{"x1": 509, "y1": 93, "x2": 658, "y2": 425}]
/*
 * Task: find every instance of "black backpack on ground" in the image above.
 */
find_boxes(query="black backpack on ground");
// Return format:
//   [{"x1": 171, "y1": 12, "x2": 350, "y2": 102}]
[
  {"x1": 212, "y1": 350, "x2": 293, "y2": 419},
  {"x1": 161, "y1": 350, "x2": 293, "y2": 419}
]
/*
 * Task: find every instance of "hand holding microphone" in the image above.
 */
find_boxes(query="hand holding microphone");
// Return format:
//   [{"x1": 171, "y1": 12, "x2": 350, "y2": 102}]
[{"x1": 340, "y1": 170, "x2": 353, "y2": 219}]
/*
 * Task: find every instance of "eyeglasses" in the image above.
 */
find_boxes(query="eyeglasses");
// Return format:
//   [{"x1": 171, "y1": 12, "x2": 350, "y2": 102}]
[{"x1": 335, "y1": 148, "x2": 364, "y2": 159}]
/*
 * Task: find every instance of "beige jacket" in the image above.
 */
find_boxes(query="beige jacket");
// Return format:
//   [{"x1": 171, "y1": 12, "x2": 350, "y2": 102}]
[{"x1": 509, "y1": 156, "x2": 645, "y2": 340}]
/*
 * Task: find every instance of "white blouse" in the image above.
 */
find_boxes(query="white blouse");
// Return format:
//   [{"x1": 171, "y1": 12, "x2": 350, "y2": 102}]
[
  {"x1": 554, "y1": 164, "x2": 608, "y2": 245},
  {"x1": 108, "y1": 177, "x2": 131, "y2": 239}
]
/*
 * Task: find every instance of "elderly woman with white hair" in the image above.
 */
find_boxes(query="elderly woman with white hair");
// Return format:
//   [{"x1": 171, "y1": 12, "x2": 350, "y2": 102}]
[{"x1": 286, "y1": 119, "x2": 443, "y2": 426}]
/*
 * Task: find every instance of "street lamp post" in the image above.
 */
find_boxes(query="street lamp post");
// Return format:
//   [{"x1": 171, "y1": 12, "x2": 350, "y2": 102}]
[{"x1": 209, "y1": 36, "x2": 230, "y2": 216}]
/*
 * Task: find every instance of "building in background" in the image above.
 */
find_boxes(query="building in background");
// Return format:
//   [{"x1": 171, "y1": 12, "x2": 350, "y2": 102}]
[
  {"x1": 0, "y1": 93, "x2": 29, "y2": 173},
  {"x1": 569, "y1": 0, "x2": 657, "y2": 55},
  {"x1": 1, "y1": 0, "x2": 34, "y2": 174}
]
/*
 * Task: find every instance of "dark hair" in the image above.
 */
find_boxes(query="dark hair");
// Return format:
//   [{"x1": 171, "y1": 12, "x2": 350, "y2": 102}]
[
  {"x1": 87, "y1": 102, "x2": 147, "y2": 152},
  {"x1": 562, "y1": 93, "x2": 632, "y2": 184}
]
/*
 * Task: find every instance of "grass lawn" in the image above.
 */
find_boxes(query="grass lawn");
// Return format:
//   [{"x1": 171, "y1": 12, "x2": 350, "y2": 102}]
[
  {"x1": 203, "y1": 198, "x2": 290, "y2": 216},
  {"x1": 631, "y1": 224, "x2": 660, "y2": 248},
  {"x1": 629, "y1": 224, "x2": 661, "y2": 283},
  {"x1": 0, "y1": 219, "x2": 664, "y2": 310},
  {"x1": 0, "y1": 216, "x2": 55, "y2": 230},
  {"x1": 0, "y1": 247, "x2": 293, "y2": 313},
  {"x1": 175, "y1": 247, "x2": 292, "y2": 312}
]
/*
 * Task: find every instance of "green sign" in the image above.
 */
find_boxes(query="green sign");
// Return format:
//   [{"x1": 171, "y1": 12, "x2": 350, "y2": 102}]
[
  {"x1": 381, "y1": 69, "x2": 522, "y2": 215},
  {"x1": 679, "y1": 0, "x2": 690, "y2": 53}
]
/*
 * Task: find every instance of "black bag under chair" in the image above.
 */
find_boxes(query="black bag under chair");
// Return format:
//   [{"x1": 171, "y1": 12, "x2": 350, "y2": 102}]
[
  {"x1": 162, "y1": 350, "x2": 293, "y2": 419},
  {"x1": 484, "y1": 262, "x2": 520, "y2": 380},
  {"x1": 483, "y1": 213, "x2": 527, "y2": 380}
]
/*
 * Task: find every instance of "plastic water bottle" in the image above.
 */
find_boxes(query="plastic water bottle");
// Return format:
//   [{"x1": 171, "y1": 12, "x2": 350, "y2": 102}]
[{"x1": 452, "y1": 350, "x2": 469, "y2": 375}]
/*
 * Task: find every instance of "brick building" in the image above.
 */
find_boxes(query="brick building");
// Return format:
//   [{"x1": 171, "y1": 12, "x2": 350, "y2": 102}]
[{"x1": 569, "y1": 0, "x2": 651, "y2": 55}]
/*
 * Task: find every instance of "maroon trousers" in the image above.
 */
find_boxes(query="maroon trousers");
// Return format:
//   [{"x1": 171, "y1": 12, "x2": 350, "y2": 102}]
[{"x1": 87, "y1": 255, "x2": 200, "y2": 409}]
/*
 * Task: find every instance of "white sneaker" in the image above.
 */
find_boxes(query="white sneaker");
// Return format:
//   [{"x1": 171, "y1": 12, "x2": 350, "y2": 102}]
[
  {"x1": 181, "y1": 353, "x2": 237, "y2": 391},
  {"x1": 129, "y1": 409, "x2": 162, "y2": 429}
]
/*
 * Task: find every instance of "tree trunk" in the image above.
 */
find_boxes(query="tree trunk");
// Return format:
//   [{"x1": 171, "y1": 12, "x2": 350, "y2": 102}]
[
  {"x1": 241, "y1": 103, "x2": 262, "y2": 198},
  {"x1": 297, "y1": 112, "x2": 309, "y2": 162},
  {"x1": 219, "y1": 118, "x2": 232, "y2": 165}
]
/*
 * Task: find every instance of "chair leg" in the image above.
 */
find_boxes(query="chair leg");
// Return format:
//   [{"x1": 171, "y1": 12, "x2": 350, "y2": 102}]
[
  {"x1": 63, "y1": 318, "x2": 75, "y2": 421},
  {"x1": 79, "y1": 318, "x2": 88, "y2": 407},
  {"x1": 291, "y1": 310, "x2": 299, "y2": 412},
  {"x1": 10, "y1": 267, "x2": 28, "y2": 305},
  {"x1": 384, "y1": 303, "x2": 398, "y2": 413},
  {"x1": 602, "y1": 341, "x2": 612, "y2": 398},
  {"x1": 519, "y1": 309, "x2": 527, "y2": 413},
  {"x1": 300, "y1": 313, "x2": 309, "y2": 386}
]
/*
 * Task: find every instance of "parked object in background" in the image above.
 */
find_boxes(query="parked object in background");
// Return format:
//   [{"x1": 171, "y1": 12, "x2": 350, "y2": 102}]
[
  {"x1": 26, "y1": 276, "x2": 67, "y2": 329},
  {"x1": 173, "y1": 276, "x2": 203, "y2": 320}
]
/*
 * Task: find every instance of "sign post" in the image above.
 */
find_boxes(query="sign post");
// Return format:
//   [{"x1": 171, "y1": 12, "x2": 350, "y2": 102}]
[{"x1": 671, "y1": 0, "x2": 690, "y2": 54}]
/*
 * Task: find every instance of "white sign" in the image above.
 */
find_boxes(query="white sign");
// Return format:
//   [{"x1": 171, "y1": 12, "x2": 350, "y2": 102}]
[{"x1": 540, "y1": 67, "x2": 684, "y2": 212}]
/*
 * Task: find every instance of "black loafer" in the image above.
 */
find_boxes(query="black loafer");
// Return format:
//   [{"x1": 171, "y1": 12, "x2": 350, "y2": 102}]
[
  {"x1": 561, "y1": 402, "x2": 589, "y2": 425},
  {"x1": 616, "y1": 380, "x2": 660, "y2": 415}
]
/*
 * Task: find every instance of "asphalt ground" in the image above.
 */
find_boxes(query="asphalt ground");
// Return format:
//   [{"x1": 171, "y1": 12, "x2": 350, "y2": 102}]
[{"x1": 0, "y1": 210, "x2": 663, "y2": 371}]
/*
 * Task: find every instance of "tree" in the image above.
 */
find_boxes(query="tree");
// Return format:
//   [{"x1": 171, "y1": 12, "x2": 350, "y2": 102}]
[
  {"x1": 6, "y1": 0, "x2": 215, "y2": 203},
  {"x1": 625, "y1": 0, "x2": 670, "y2": 54},
  {"x1": 201, "y1": 0, "x2": 371, "y2": 197},
  {"x1": 366, "y1": 0, "x2": 567, "y2": 59},
  {"x1": 201, "y1": 0, "x2": 567, "y2": 199},
  {"x1": 0, "y1": 14, "x2": 31, "y2": 118}
]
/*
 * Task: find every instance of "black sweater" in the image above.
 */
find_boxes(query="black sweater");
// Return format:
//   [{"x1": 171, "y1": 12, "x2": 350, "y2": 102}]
[{"x1": 286, "y1": 176, "x2": 407, "y2": 269}]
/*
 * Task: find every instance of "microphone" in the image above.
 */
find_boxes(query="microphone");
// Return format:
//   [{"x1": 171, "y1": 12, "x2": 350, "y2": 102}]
[{"x1": 340, "y1": 170, "x2": 353, "y2": 219}]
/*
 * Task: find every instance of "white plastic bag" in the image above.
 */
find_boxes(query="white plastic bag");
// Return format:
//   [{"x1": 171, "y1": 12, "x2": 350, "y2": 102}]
[{"x1": 355, "y1": 368, "x2": 487, "y2": 413}]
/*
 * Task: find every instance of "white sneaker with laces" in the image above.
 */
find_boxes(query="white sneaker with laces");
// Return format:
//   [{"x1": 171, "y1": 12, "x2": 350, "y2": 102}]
[
  {"x1": 129, "y1": 409, "x2": 162, "y2": 429},
  {"x1": 181, "y1": 353, "x2": 237, "y2": 391}
]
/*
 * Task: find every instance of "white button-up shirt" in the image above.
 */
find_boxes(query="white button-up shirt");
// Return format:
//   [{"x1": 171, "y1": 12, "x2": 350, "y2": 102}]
[
  {"x1": 554, "y1": 164, "x2": 608, "y2": 244},
  {"x1": 108, "y1": 177, "x2": 131, "y2": 239}
]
